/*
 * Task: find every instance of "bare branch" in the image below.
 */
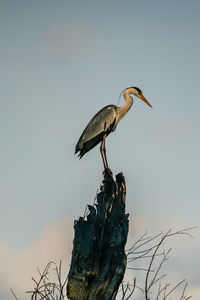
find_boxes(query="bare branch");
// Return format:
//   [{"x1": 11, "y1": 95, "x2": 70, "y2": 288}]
[
  {"x1": 120, "y1": 227, "x2": 195, "y2": 300},
  {"x1": 26, "y1": 261, "x2": 68, "y2": 300},
  {"x1": 10, "y1": 289, "x2": 20, "y2": 300}
]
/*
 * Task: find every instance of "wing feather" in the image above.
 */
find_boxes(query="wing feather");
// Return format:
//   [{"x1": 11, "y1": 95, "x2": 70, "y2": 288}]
[{"x1": 75, "y1": 105, "x2": 117, "y2": 155}]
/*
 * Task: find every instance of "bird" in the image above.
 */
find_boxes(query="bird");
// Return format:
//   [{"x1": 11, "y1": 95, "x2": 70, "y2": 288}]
[{"x1": 75, "y1": 86, "x2": 152, "y2": 173}]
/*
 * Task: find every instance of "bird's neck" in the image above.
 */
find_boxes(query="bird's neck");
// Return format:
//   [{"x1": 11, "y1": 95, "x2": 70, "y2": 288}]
[{"x1": 116, "y1": 90, "x2": 133, "y2": 123}]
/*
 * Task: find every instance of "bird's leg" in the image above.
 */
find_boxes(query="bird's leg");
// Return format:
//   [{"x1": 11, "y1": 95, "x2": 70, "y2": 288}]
[
  {"x1": 102, "y1": 135, "x2": 109, "y2": 169},
  {"x1": 100, "y1": 139, "x2": 107, "y2": 170},
  {"x1": 102, "y1": 135, "x2": 112, "y2": 176}
]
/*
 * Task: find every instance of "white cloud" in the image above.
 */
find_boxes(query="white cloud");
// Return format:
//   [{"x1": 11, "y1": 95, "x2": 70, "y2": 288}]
[
  {"x1": 187, "y1": 287, "x2": 200, "y2": 299},
  {"x1": 124, "y1": 214, "x2": 200, "y2": 299},
  {"x1": 0, "y1": 218, "x2": 73, "y2": 299},
  {"x1": 1, "y1": 214, "x2": 199, "y2": 299}
]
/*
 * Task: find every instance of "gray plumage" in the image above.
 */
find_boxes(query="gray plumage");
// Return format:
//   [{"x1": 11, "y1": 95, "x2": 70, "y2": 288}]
[{"x1": 75, "y1": 105, "x2": 117, "y2": 158}]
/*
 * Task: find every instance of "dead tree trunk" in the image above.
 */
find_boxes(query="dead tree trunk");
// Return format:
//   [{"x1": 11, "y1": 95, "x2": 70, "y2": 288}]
[{"x1": 67, "y1": 172, "x2": 129, "y2": 300}]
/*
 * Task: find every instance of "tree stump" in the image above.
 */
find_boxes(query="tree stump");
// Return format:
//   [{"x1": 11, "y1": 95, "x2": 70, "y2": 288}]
[{"x1": 67, "y1": 172, "x2": 129, "y2": 300}]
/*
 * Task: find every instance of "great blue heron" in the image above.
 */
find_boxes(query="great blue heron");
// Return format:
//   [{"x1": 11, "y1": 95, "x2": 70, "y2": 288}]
[{"x1": 75, "y1": 86, "x2": 152, "y2": 172}]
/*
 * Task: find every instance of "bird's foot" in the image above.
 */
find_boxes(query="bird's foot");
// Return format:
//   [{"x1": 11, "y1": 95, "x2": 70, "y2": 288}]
[{"x1": 103, "y1": 168, "x2": 113, "y2": 177}]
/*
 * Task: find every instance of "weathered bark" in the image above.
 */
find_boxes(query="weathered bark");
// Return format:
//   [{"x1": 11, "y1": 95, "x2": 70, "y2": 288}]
[{"x1": 67, "y1": 172, "x2": 129, "y2": 300}]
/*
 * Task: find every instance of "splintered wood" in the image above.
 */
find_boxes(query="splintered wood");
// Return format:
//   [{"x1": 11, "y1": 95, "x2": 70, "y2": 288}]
[{"x1": 67, "y1": 172, "x2": 129, "y2": 300}]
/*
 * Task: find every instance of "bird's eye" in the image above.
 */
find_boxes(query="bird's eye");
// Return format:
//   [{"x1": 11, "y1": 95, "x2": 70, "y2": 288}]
[{"x1": 138, "y1": 91, "x2": 142, "y2": 96}]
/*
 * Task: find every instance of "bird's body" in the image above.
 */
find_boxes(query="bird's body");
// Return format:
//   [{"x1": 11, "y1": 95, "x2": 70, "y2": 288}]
[
  {"x1": 75, "y1": 104, "x2": 117, "y2": 158},
  {"x1": 75, "y1": 87, "x2": 152, "y2": 172}
]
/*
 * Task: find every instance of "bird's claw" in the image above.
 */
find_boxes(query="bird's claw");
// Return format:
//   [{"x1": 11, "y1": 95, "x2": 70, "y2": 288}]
[{"x1": 103, "y1": 168, "x2": 113, "y2": 177}]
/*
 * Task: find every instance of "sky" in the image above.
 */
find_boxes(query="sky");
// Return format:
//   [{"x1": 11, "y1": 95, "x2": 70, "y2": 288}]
[{"x1": 0, "y1": 0, "x2": 200, "y2": 299}]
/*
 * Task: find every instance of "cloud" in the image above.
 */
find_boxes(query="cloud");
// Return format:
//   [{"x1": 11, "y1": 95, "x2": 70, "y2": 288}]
[
  {"x1": 187, "y1": 287, "x2": 200, "y2": 299},
  {"x1": 124, "y1": 214, "x2": 200, "y2": 299},
  {"x1": 0, "y1": 214, "x2": 199, "y2": 299},
  {"x1": 0, "y1": 218, "x2": 74, "y2": 299}
]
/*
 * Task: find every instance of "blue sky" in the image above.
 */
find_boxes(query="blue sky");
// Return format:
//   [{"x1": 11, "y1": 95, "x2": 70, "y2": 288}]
[{"x1": 0, "y1": 0, "x2": 200, "y2": 298}]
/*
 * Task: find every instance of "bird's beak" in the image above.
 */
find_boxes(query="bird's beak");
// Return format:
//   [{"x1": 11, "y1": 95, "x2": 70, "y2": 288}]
[{"x1": 140, "y1": 95, "x2": 152, "y2": 108}]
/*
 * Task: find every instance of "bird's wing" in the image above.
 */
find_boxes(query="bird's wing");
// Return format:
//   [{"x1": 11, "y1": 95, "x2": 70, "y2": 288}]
[{"x1": 75, "y1": 105, "x2": 117, "y2": 151}]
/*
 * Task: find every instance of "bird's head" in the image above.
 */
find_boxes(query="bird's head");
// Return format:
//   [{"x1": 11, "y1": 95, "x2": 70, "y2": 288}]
[{"x1": 125, "y1": 86, "x2": 152, "y2": 108}]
